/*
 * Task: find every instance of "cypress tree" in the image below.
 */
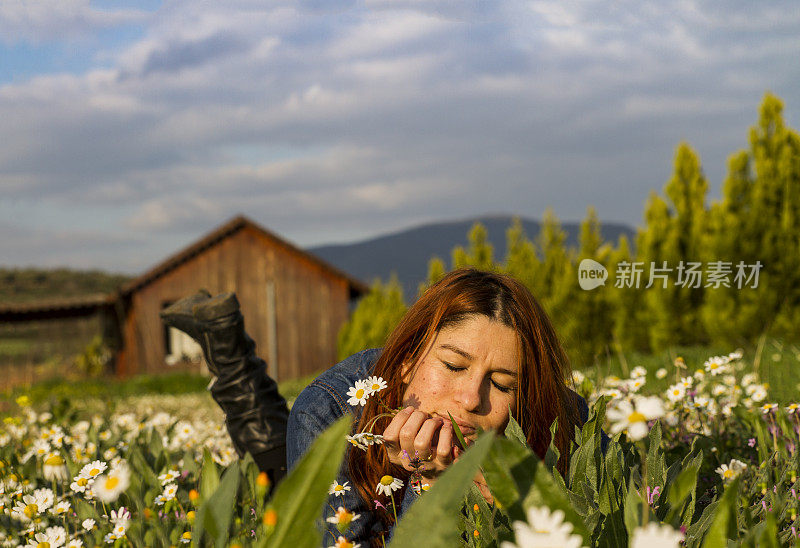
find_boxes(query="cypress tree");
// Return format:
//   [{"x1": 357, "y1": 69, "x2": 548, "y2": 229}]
[
  {"x1": 452, "y1": 222, "x2": 496, "y2": 271},
  {"x1": 337, "y1": 274, "x2": 407, "y2": 360}
]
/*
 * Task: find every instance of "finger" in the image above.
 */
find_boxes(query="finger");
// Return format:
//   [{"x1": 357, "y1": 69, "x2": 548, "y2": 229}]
[
  {"x1": 398, "y1": 411, "x2": 431, "y2": 455},
  {"x1": 434, "y1": 420, "x2": 454, "y2": 462},
  {"x1": 413, "y1": 418, "x2": 444, "y2": 457},
  {"x1": 382, "y1": 406, "x2": 415, "y2": 447}
]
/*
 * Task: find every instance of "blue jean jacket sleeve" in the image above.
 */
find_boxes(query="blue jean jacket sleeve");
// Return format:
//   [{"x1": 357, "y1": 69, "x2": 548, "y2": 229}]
[{"x1": 287, "y1": 381, "x2": 389, "y2": 546}]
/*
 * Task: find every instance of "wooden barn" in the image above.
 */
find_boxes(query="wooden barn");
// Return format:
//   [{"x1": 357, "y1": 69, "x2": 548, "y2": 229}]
[
  {"x1": 113, "y1": 215, "x2": 368, "y2": 380},
  {"x1": 0, "y1": 216, "x2": 367, "y2": 386}
]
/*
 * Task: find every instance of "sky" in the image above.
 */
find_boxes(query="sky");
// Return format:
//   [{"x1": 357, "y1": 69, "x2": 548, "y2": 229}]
[{"x1": 1, "y1": 0, "x2": 798, "y2": 274}]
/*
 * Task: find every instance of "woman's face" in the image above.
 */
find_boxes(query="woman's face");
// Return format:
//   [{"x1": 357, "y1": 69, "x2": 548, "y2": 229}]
[{"x1": 400, "y1": 314, "x2": 521, "y2": 440}]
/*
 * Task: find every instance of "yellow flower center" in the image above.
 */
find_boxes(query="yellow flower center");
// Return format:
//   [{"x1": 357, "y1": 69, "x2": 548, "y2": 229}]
[
  {"x1": 380, "y1": 475, "x2": 394, "y2": 486},
  {"x1": 36, "y1": 542, "x2": 50, "y2": 548},
  {"x1": 77, "y1": 478, "x2": 88, "y2": 487},
  {"x1": 89, "y1": 468, "x2": 100, "y2": 476},
  {"x1": 334, "y1": 485, "x2": 343, "y2": 492},
  {"x1": 24, "y1": 503, "x2": 38, "y2": 518},
  {"x1": 355, "y1": 389, "x2": 365, "y2": 399},
  {"x1": 723, "y1": 469, "x2": 734, "y2": 479},
  {"x1": 181, "y1": 532, "x2": 192, "y2": 540},
  {"x1": 105, "y1": 476, "x2": 120, "y2": 490},
  {"x1": 44, "y1": 455, "x2": 64, "y2": 466},
  {"x1": 627, "y1": 411, "x2": 646, "y2": 423}
]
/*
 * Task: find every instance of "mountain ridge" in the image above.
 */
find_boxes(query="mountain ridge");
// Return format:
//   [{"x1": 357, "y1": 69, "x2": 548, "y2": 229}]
[{"x1": 309, "y1": 214, "x2": 636, "y2": 302}]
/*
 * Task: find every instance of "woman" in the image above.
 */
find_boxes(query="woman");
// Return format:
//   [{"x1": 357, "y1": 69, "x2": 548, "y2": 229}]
[{"x1": 162, "y1": 268, "x2": 597, "y2": 547}]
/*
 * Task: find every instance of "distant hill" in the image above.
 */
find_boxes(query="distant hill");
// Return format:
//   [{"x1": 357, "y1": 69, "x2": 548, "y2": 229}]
[
  {"x1": 0, "y1": 268, "x2": 131, "y2": 304},
  {"x1": 308, "y1": 214, "x2": 636, "y2": 302}
]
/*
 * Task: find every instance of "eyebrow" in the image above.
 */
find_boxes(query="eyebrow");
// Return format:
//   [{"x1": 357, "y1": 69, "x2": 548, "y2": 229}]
[{"x1": 438, "y1": 343, "x2": 518, "y2": 377}]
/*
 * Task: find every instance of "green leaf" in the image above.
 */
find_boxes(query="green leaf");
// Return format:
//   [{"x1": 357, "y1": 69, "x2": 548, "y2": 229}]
[
  {"x1": 645, "y1": 421, "x2": 666, "y2": 489},
  {"x1": 256, "y1": 414, "x2": 352, "y2": 548},
  {"x1": 449, "y1": 411, "x2": 469, "y2": 450},
  {"x1": 481, "y1": 436, "x2": 536, "y2": 517},
  {"x1": 194, "y1": 460, "x2": 241, "y2": 547},
  {"x1": 521, "y1": 461, "x2": 593, "y2": 545},
  {"x1": 543, "y1": 417, "x2": 560, "y2": 473},
  {"x1": 701, "y1": 478, "x2": 740, "y2": 548},
  {"x1": 390, "y1": 431, "x2": 495, "y2": 547},
  {"x1": 623, "y1": 475, "x2": 642, "y2": 535},
  {"x1": 665, "y1": 451, "x2": 702, "y2": 526},
  {"x1": 504, "y1": 404, "x2": 529, "y2": 448},
  {"x1": 199, "y1": 448, "x2": 220, "y2": 502}
]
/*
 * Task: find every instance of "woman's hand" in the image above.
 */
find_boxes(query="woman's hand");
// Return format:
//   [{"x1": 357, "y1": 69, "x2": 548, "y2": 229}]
[{"x1": 382, "y1": 406, "x2": 456, "y2": 477}]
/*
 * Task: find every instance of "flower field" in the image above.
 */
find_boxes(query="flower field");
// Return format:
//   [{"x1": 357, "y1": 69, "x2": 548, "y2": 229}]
[{"x1": 1, "y1": 351, "x2": 799, "y2": 547}]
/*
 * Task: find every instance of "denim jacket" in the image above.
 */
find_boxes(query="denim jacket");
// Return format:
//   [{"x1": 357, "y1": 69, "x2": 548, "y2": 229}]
[{"x1": 286, "y1": 347, "x2": 600, "y2": 547}]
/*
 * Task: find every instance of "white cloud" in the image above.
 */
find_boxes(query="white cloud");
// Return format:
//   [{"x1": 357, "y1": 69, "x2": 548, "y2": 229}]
[
  {"x1": 0, "y1": 0, "x2": 798, "y2": 268},
  {"x1": 0, "y1": 0, "x2": 147, "y2": 44}
]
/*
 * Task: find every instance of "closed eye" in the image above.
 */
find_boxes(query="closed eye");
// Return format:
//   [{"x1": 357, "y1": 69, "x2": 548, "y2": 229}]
[{"x1": 442, "y1": 361, "x2": 514, "y2": 393}]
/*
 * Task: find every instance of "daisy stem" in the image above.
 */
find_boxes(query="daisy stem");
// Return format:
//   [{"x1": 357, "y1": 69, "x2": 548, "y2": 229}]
[
  {"x1": 364, "y1": 411, "x2": 399, "y2": 433},
  {"x1": 389, "y1": 492, "x2": 398, "y2": 525},
  {"x1": 639, "y1": 444, "x2": 649, "y2": 526}
]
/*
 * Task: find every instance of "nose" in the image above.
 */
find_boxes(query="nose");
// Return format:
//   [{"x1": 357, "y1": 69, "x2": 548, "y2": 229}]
[{"x1": 454, "y1": 371, "x2": 487, "y2": 412}]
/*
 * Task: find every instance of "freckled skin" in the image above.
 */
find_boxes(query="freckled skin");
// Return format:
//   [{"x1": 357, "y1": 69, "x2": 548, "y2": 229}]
[
  {"x1": 381, "y1": 315, "x2": 520, "y2": 504},
  {"x1": 400, "y1": 314, "x2": 520, "y2": 437}
]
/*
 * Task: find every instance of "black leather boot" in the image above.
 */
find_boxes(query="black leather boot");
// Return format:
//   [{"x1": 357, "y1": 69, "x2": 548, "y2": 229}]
[{"x1": 161, "y1": 291, "x2": 288, "y2": 488}]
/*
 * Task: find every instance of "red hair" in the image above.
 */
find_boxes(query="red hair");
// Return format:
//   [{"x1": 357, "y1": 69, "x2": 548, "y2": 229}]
[{"x1": 347, "y1": 268, "x2": 581, "y2": 546}]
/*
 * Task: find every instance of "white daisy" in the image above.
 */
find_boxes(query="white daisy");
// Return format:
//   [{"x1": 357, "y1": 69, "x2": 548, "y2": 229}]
[
  {"x1": 158, "y1": 469, "x2": 181, "y2": 485},
  {"x1": 786, "y1": 403, "x2": 799, "y2": 414},
  {"x1": 630, "y1": 366, "x2": 647, "y2": 378},
  {"x1": 655, "y1": 368, "x2": 668, "y2": 379},
  {"x1": 760, "y1": 403, "x2": 778, "y2": 414},
  {"x1": 329, "y1": 480, "x2": 351, "y2": 497},
  {"x1": 364, "y1": 376, "x2": 387, "y2": 396},
  {"x1": 346, "y1": 432, "x2": 384, "y2": 451},
  {"x1": 329, "y1": 536, "x2": 361, "y2": 548},
  {"x1": 630, "y1": 522, "x2": 684, "y2": 548},
  {"x1": 161, "y1": 483, "x2": 178, "y2": 501},
  {"x1": 375, "y1": 475, "x2": 403, "y2": 496},
  {"x1": 80, "y1": 460, "x2": 108, "y2": 480},
  {"x1": 82, "y1": 518, "x2": 96, "y2": 531},
  {"x1": 43, "y1": 453, "x2": 68, "y2": 482},
  {"x1": 94, "y1": 464, "x2": 131, "y2": 503},
  {"x1": 326, "y1": 506, "x2": 361, "y2": 530},
  {"x1": 607, "y1": 396, "x2": 665, "y2": 441},
  {"x1": 346, "y1": 380, "x2": 371, "y2": 406},
  {"x1": 665, "y1": 384, "x2": 685, "y2": 403},
  {"x1": 716, "y1": 463, "x2": 742, "y2": 481},
  {"x1": 499, "y1": 506, "x2": 586, "y2": 548}
]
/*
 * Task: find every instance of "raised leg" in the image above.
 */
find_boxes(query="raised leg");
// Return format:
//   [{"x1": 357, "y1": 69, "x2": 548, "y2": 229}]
[{"x1": 161, "y1": 291, "x2": 288, "y2": 488}]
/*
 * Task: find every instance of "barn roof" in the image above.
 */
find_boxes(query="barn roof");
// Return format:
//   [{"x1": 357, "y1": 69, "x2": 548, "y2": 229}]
[
  {"x1": 119, "y1": 215, "x2": 369, "y2": 297},
  {"x1": 0, "y1": 294, "x2": 113, "y2": 322}
]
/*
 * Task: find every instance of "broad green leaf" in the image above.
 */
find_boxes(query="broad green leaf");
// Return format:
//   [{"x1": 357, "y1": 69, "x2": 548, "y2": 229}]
[
  {"x1": 504, "y1": 404, "x2": 528, "y2": 448},
  {"x1": 701, "y1": 478, "x2": 740, "y2": 548},
  {"x1": 481, "y1": 436, "x2": 536, "y2": 517},
  {"x1": 623, "y1": 475, "x2": 642, "y2": 535},
  {"x1": 390, "y1": 431, "x2": 495, "y2": 547},
  {"x1": 199, "y1": 448, "x2": 220, "y2": 502},
  {"x1": 256, "y1": 415, "x2": 352, "y2": 548},
  {"x1": 192, "y1": 461, "x2": 242, "y2": 546},
  {"x1": 645, "y1": 421, "x2": 667, "y2": 490},
  {"x1": 543, "y1": 417, "x2": 560, "y2": 472},
  {"x1": 521, "y1": 460, "x2": 592, "y2": 545}
]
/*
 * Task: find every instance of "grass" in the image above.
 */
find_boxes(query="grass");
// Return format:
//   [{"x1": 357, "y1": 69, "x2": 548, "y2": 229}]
[
  {"x1": 4, "y1": 337, "x2": 798, "y2": 413},
  {"x1": 0, "y1": 367, "x2": 325, "y2": 413},
  {"x1": 582, "y1": 337, "x2": 800, "y2": 403}
]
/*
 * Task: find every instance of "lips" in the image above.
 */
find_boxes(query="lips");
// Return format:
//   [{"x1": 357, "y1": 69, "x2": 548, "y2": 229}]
[{"x1": 434, "y1": 412, "x2": 476, "y2": 435}]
